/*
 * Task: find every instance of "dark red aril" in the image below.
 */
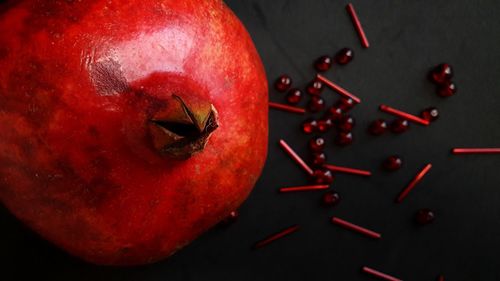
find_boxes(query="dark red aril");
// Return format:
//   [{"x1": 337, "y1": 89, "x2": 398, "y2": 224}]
[
  {"x1": 286, "y1": 88, "x2": 303, "y2": 105},
  {"x1": 437, "y1": 81, "x2": 457, "y2": 97},
  {"x1": 322, "y1": 191, "x2": 341, "y2": 207},
  {"x1": 383, "y1": 155, "x2": 403, "y2": 171},
  {"x1": 429, "y1": 63, "x2": 453, "y2": 85},
  {"x1": 306, "y1": 80, "x2": 324, "y2": 95},
  {"x1": 274, "y1": 74, "x2": 292, "y2": 92},
  {"x1": 219, "y1": 210, "x2": 239, "y2": 226},
  {"x1": 308, "y1": 96, "x2": 325, "y2": 112},
  {"x1": 327, "y1": 106, "x2": 344, "y2": 121},
  {"x1": 309, "y1": 136, "x2": 326, "y2": 152},
  {"x1": 368, "y1": 119, "x2": 388, "y2": 136},
  {"x1": 335, "y1": 97, "x2": 355, "y2": 112},
  {"x1": 302, "y1": 119, "x2": 318, "y2": 134},
  {"x1": 421, "y1": 107, "x2": 439, "y2": 122},
  {"x1": 391, "y1": 119, "x2": 409, "y2": 134},
  {"x1": 415, "y1": 209, "x2": 435, "y2": 225},
  {"x1": 317, "y1": 118, "x2": 333, "y2": 133},
  {"x1": 335, "y1": 132, "x2": 353, "y2": 146},
  {"x1": 335, "y1": 48, "x2": 354, "y2": 65},
  {"x1": 337, "y1": 115, "x2": 355, "y2": 132},
  {"x1": 310, "y1": 152, "x2": 327, "y2": 167},
  {"x1": 312, "y1": 169, "x2": 334, "y2": 185},
  {"x1": 315, "y1": 55, "x2": 333, "y2": 72}
]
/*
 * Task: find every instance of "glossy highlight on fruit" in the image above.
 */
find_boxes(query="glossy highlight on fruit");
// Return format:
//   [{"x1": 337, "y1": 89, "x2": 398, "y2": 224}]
[{"x1": 0, "y1": 0, "x2": 268, "y2": 265}]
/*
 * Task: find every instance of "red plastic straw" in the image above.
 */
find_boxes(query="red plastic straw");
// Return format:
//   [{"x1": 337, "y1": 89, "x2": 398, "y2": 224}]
[
  {"x1": 269, "y1": 102, "x2": 306, "y2": 114},
  {"x1": 253, "y1": 225, "x2": 300, "y2": 249},
  {"x1": 379, "y1": 104, "x2": 430, "y2": 126},
  {"x1": 280, "y1": 185, "x2": 329, "y2": 193},
  {"x1": 346, "y1": 3, "x2": 370, "y2": 48},
  {"x1": 362, "y1": 266, "x2": 402, "y2": 281},
  {"x1": 324, "y1": 164, "x2": 371, "y2": 177},
  {"x1": 279, "y1": 139, "x2": 314, "y2": 175},
  {"x1": 452, "y1": 148, "x2": 500, "y2": 154},
  {"x1": 396, "y1": 163, "x2": 432, "y2": 203},
  {"x1": 316, "y1": 74, "x2": 361, "y2": 103},
  {"x1": 331, "y1": 217, "x2": 381, "y2": 239}
]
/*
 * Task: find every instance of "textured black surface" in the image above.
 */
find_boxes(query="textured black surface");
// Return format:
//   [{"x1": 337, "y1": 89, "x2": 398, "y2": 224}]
[{"x1": 2, "y1": 0, "x2": 500, "y2": 280}]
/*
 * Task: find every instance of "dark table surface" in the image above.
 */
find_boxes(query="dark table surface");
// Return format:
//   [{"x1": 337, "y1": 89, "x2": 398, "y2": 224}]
[{"x1": 2, "y1": 0, "x2": 500, "y2": 280}]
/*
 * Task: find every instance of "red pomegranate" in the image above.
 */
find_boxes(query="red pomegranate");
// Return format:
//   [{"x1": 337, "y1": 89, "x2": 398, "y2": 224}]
[{"x1": 0, "y1": 0, "x2": 268, "y2": 265}]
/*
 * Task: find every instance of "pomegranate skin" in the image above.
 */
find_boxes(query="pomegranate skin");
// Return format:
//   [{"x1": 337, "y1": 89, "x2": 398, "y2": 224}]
[{"x1": 0, "y1": 0, "x2": 268, "y2": 265}]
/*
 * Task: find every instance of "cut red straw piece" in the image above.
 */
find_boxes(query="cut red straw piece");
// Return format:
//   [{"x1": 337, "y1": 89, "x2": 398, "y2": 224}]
[
  {"x1": 437, "y1": 275, "x2": 445, "y2": 281},
  {"x1": 279, "y1": 139, "x2": 314, "y2": 175},
  {"x1": 324, "y1": 164, "x2": 371, "y2": 177},
  {"x1": 379, "y1": 104, "x2": 430, "y2": 126},
  {"x1": 253, "y1": 225, "x2": 300, "y2": 249},
  {"x1": 362, "y1": 266, "x2": 402, "y2": 281},
  {"x1": 452, "y1": 148, "x2": 500, "y2": 154},
  {"x1": 346, "y1": 3, "x2": 370, "y2": 48},
  {"x1": 331, "y1": 216, "x2": 381, "y2": 239},
  {"x1": 269, "y1": 102, "x2": 306, "y2": 114},
  {"x1": 280, "y1": 184, "x2": 329, "y2": 193},
  {"x1": 396, "y1": 163, "x2": 432, "y2": 203},
  {"x1": 316, "y1": 74, "x2": 361, "y2": 103}
]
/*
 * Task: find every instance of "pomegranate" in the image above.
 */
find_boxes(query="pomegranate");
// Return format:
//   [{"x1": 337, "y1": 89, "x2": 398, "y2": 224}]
[{"x1": 0, "y1": 0, "x2": 268, "y2": 265}]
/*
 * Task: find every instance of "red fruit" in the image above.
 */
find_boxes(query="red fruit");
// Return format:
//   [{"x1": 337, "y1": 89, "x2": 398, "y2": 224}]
[
  {"x1": 437, "y1": 81, "x2": 457, "y2": 97},
  {"x1": 368, "y1": 119, "x2": 388, "y2": 135},
  {"x1": 312, "y1": 169, "x2": 334, "y2": 185},
  {"x1": 306, "y1": 80, "x2": 324, "y2": 95},
  {"x1": 286, "y1": 88, "x2": 303, "y2": 104},
  {"x1": 335, "y1": 97, "x2": 355, "y2": 112},
  {"x1": 421, "y1": 107, "x2": 439, "y2": 122},
  {"x1": 391, "y1": 119, "x2": 409, "y2": 134},
  {"x1": 383, "y1": 156, "x2": 403, "y2": 171},
  {"x1": 310, "y1": 152, "x2": 327, "y2": 167},
  {"x1": 335, "y1": 132, "x2": 353, "y2": 146},
  {"x1": 275, "y1": 74, "x2": 292, "y2": 92},
  {"x1": 308, "y1": 96, "x2": 326, "y2": 112},
  {"x1": 322, "y1": 191, "x2": 341, "y2": 206},
  {"x1": 314, "y1": 55, "x2": 333, "y2": 72},
  {"x1": 317, "y1": 118, "x2": 333, "y2": 133},
  {"x1": 309, "y1": 137, "x2": 326, "y2": 152},
  {"x1": 0, "y1": 0, "x2": 267, "y2": 265},
  {"x1": 429, "y1": 63, "x2": 453, "y2": 85},
  {"x1": 335, "y1": 48, "x2": 354, "y2": 65},
  {"x1": 327, "y1": 106, "x2": 344, "y2": 121},
  {"x1": 337, "y1": 115, "x2": 355, "y2": 132},
  {"x1": 302, "y1": 119, "x2": 318, "y2": 134}
]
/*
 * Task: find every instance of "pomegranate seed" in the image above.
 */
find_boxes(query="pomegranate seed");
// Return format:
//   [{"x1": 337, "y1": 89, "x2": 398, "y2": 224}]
[
  {"x1": 327, "y1": 106, "x2": 344, "y2": 121},
  {"x1": 390, "y1": 119, "x2": 409, "y2": 134},
  {"x1": 286, "y1": 88, "x2": 303, "y2": 104},
  {"x1": 396, "y1": 163, "x2": 432, "y2": 203},
  {"x1": 429, "y1": 63, "x2": 453, "y2": 85},
  {"x1": 306, "y1": 80, "x2": 324, "y2": 95},
  {"x1": 335, "y1": 132, "x2": 353, "y2": 146},
  {"x1": 309, "y1": 136, "x2": 326, "y2": 152},
  {"x1": 415, "y1": 208, "x2": 435, "y2": 225},
  {"x1": 337, "y1": 115, "x2": 355, "y2": 132},
  {"x1": 362, "y1": 266, "x2": 402, "y2": 281},
  {"x1": 322, "y1": 191, "x2": 341, "y2": 206},
  {"x1": 324, "y1": 164, "x2": 371, "y2": 177},
  {"x1": 331, "y1": 217, "x2": 381, "y2": 239},
  {"x1": 452, "y1": 148, "x2": 500, "y2": 154},
  {"x1": 302, "y1": 118, "x2": 318, "y2": 134},
  {"x1": 253, "y1": 225, "x2": 300, "y2": 249},
  {"x1": 308, "y1": 96, "x2": 326, "y2": 112},
  {"x1": 437, "y1": 81, "x2": 457, "y2": 97},
  {"x1": 317, "y1": 118, "x2": 333, "y2": 133},
  {"x1": 379, "y1": 104, "x2": 429, "y2": 126},
  {"x1": 314, "y1": 55, "x2": 333, "y2": 72},
  {"x1": 220, "y1": 210, "x2": 239, "y2": 226},
  {"x1": 274, "y1": 74, "x2": 292, "y2": 92},
  {"x1": 312, "y1": 169, "x2": 334, "y2": 184},
  {"x1": 421, "y1": 107, "x2": 439, "y2": 122},
  {"x1": 368, "y1": 119, "x2": 388, "y2": 135},
  {"x1": 269, "y1": 102, "x2": 306, "y2": 115},
  {"x1": 335, "y1": 97, "x2": 355, "y2": 111},
  {"x1": 280, "y1": 184, "x2": 329, "y2": 193},
  {"x1": 346, "y1": 4, "x2": 370, "y2": 48},
  {"x1": 279, "y1": 139, "x2": 314, "y2": 175},
  {"x1": 316, "y1": 74, "x2": 361, "y2": 103},
  {"x1": 311, "y1": 152, "x2": 327, "y2": 167},
  {"x1": 335, "y1": 48, "x2": 354, "y2": 65},
  {"x1": 383, "y1": 155, "x2": 403, "y2": 171}
]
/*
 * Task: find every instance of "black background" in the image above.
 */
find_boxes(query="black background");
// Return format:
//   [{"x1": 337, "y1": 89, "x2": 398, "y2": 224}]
[{"x1": 2, "y1": 0, "x2": 500, "y2": 280}]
